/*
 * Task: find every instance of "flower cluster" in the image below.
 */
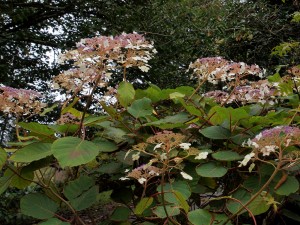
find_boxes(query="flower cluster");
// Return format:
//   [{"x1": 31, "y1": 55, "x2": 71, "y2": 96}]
[
  {"x1": 189, "y1": 57, "x2": 264, "y2": 85},
  {"x1": 53, "y1": 32, "x2": 157, "y2": 93},
  {"x1": 0, "y1": 86, "x2": 46, "y2": 116},
  {"x1": 204, "y1": 90, "x2": 230, "y2": 104},
  {"x1": 147, "y1": 131, "x2": 186, "y2": 149},
  {"x1": 233, "y1": 80, "x2": 278, "y2": 105},
  {"x1": 122, "y1": 131, "x2": 211, "y2": 184},
  {"x1": 204, "y1": 79, "x2": 279, "y2": 105},
  {"x1": 288, "y1": 66, "x2": 300, "y2": 81},
  {"x1": 56, "y1": 112, "x2": 80, "y2": 124},
  {"x1": 120, "y1": 164, "x2": 162, "y2": 184},
  {"x1": 244, "y1": 126, "x2": 300, "y2": 156}
]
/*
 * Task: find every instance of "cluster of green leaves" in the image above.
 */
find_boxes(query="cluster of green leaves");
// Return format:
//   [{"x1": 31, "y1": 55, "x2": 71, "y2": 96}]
[{"x1": 1, "y1": 69, "x2": 300, "y2": 224}]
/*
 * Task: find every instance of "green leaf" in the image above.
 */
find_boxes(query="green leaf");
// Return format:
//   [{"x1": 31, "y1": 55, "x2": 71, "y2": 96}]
[
  {"x1": 40, "y1": 103, "x2": 59, "y2": 116},
  {"x1": 213, "y1": 214, "x2": 233, "y2": 225},
  {"x1": 0, "y1": 147, "x2": 7, "y2": 169},
  {"x1": 226, "y1": 189, "x2": 250, "y2": 215},
  {"x1": 100, "y1": 101, "x2": 118, "y2": 118},
  {"x1": 52, "y1": 137, "x2": 99, "y2": 167},
  {"x1": 275, "y1": 176, "x2": 299, "y2": 196},
  {"x1": 18, "y1": 122, "x2": 55, "y2": 137},
  {"x1": 23, "y1": 157, "x2": 53, "y2": 172},
  {"x1": 188, "y1": 209, "x2": 212, "y2": 225},
  {"x1": 48, "y1": 124, "x2": 79, "y2": 134},
  {"x1": 20, "y1": 193, "x2": 59, "y2": 219},
  {"x1": 200, "y1": 126, "x2": 231, "y2": 139},
  {"x1": 93, "y1": 138, "x2": 118, "y2": 152},
  {"x1": 61, "y1": 97, "x2": 80, "y2": 114},
  {"x1": 6, "y1": 140, "x2": 38, "y2": 147},
  {"x1": 64, "y1": 108, "x2": 85, "y2": 119},
  {"x1": 173, "y1": 190, "x2": 189, "y2": 213},
  {"x1": 64, "y1": 176, "x2": 94, "y2": 200},
  {"x1": 189, "y1": 210, "x2": 232, "y2": 225},
  {"x1": 116, "y1": 151, "x2": 134, "y2": 165},
  {"x1": 208, "y1": 106, "x2": 249, "y2": 125},
  {"x1": 135, "y1": 85, "x2": 162, "y2": 102},
  {"x1": 98, "y1": 162, "x2": 122, "y2": 174},
  {"x1": 0, "y1": 169, "x2": 13, "y2": 195},
  {"x1": 110, "y1": 206, "x2": 131, "y2": 221},
  {"x1": 135, "y1": 197, "x2": 153, "y2": 215},
  {"x1": 268, "y1": 72, "x2": 282, "y2": 82},
  {"x1": 243, "y1": 176, "x2": 269, "y2": 193},
  {"x1": 39, "y1": 218, "x2": 70, "y2": 225},
  {"x1": 69, "y1": 185, "x2": 98, "y2": 211},
  {"x1": 271, "y1": 42, "x2": 299, "y2": 57},
  {"x1": 127, "y1": 97, "x2": 153, "y2": 118},
  {"x1": 175, "y1": 86, "x2": 195, "y2": 95},
  {"x1": 145, "y1": 112, "x2": 191, "y2": 128},
  {"x1": 97, "y1": 121, "x2": 128, "y2": 142},
  {"x1": 179, "y1": 100, "x2": 203, "y2": 117},
  {"x1": 196, "y1": 162, "x2": 228, "y2": 177},
  {"x1": 169, "y1": 91, "x2": 185, "y2": 99},
  {"x1": 153, "y1": 205, "x2": 180, "y2": 218},
  {"x1": 10, "y1": 143, "x2": 52, "y2": 163},
  {"x1": 247, "y1": 192, "x2": 271, "y2": 215},
  {"x1": 157, "y1": 180, "x2": 191, "y2": 201},
  {"x1": 83, "y1": 115, "x2": 108, "y2": 125},
  {"x1": 10, "y1": 167, "x2": 34, "y2": 189},
  {"x1": 117, "y1": 81, "x2": 135, "y2": 107},
  {"x1": 212, "y1": 151, "x2": 242, "y2": 161}
]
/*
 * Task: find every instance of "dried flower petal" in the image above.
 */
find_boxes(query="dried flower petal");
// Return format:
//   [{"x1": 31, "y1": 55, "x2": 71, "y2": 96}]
[
  {"x1": 195, "y1": 152, "x2": 209, "y2": 160},
  {"x1": 180, "y1": 171, "x2": 193, "y2": 180},
  {"x1": 179, "y1": 143, "x2": 191, "y2": 150},
  {"x1": 238, "y1": 152, "x2": 255, "y2": 167},
  {"x1": 0, "y1": 86, "x2": 46, "y2": 116}
]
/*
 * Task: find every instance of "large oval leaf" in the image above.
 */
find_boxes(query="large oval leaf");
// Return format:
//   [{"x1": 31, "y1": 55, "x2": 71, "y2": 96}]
[
  {"x1": 157, "y1": 180, "x2": 191, "y2": 201},
  {"x1": 275, "y1": 176, "x2": 299, "y2": 196},
  {"x1": 69, "y1": 185, "x2": 98, "y2": 211},
  {"x1": 52, "y1": 137, "x2": 99, "y2": 167},
  {"x1": 110, "y1": 206, "x2": 131, "y2": 222},
  {"x1": 173, "y1": 190, "x2": 189, "y2": 213},
  {"x1": 98, "y1": 162, "x2": 122, "y2": 174},
  {"x1": 18, "y1": 122, "x2": 55, "y2": 137},
  {"x1": 10, "y1": 143, "x2": 52, "y2": 163},
  {"x1": 134, "y1": 197, "x2": 153, "y2": 215},
  {"x1": 212, "y1": 151, "x2": 242, "y2": 161},
  {"x1": 10, "y1": 167, "x2": 33, "y2": 189},
  {"x1": 247, "y1": 192, "x2": 271, "y2": 215},
  {"x1": 128, "y1": 97, "x2": 153, "y2": 118},
  {"x1": 200, "y1": 126, "x2": 231, "y2": 139},
  {"x1": 64, "y1": 175, "x2": 94, "y2": 200},
  {"x1": 226, "y1": 189, "x2": 250, "y2": 215},
  {"x1": 189, "y1": 209, "x2": 232, "y2": 225},
  {"x1": 153, "y1": 205, "x2": 180, "y2": 218},
  {"x1": 20, "y1": 193, "x2": 58, "y2": 219},
  {"x1": 93, "y1": 138, "x2": 118, "y2": 153},
  {"x1": 188, "y1": 209, "x2": 212, "y2": 225},
  {"x1": 196, "y1": 162, "x2": 228, "y2": 177},
  {"x1": 117, "y1": 81, "x2": 135, "y2": 107}
]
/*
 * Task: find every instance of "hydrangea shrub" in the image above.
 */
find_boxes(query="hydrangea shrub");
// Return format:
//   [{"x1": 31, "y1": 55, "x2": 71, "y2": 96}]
[{"x1": 0, "y1": 33, "x2": 299, "y2": 225}]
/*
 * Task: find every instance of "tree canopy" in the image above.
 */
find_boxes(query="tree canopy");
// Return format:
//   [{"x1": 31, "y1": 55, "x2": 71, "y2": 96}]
[{"x1": 2, "y1": 0, "x2": 299, "y2": 91}]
